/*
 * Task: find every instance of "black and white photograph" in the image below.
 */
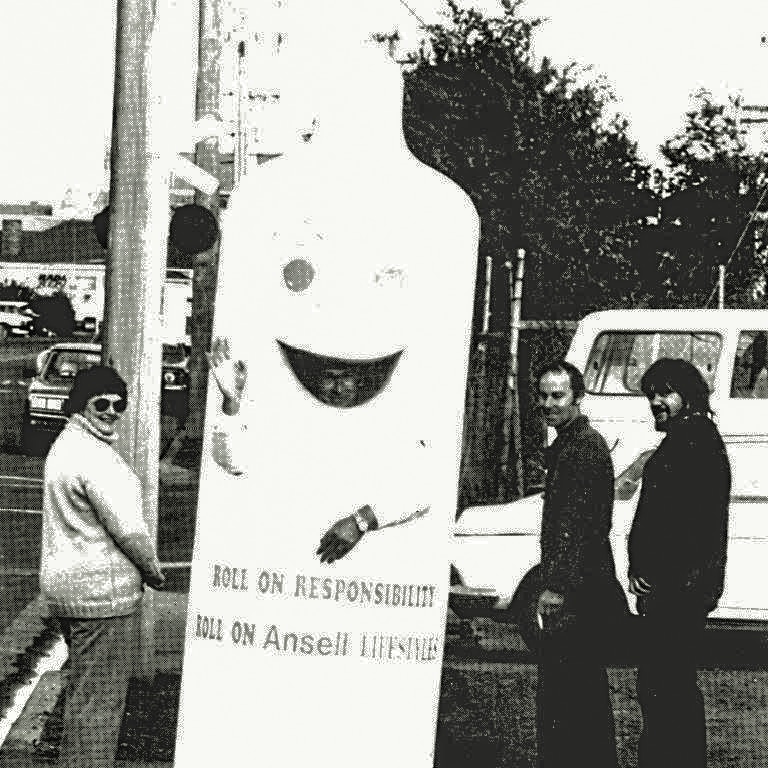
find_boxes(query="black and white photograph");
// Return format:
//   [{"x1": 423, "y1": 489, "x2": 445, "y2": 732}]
[{"x1": 0, "y1": 0, "x2": 766, "y2": 766}]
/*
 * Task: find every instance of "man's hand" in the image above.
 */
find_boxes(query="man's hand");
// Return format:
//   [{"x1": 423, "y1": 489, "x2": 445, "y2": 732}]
[
  {"x1": 316, "y1": 516, "x2": 363, "y2": 564},
  {"x1": 614, "y1": 477, "x2": 640, "y2": 501},
  {"x1": 537, "y1": 589, "x2": 565, "y2": 619},
  {"x1": 206, "y1": 336, "x2": 247, "y2": 415},
  {"x1": 629, "y1": 574, "x2": 653, "y2": 596},
  {"x1": 144, "y1": 569, "x2": 165, "y2": 590}
]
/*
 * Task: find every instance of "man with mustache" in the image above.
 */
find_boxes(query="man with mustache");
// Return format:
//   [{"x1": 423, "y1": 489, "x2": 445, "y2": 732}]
[
  {"x1": 535, "y1": 360, "x2": 626, "y2": 768},
  {"x1": 629, "y1": 357, "x2": 731, "y2": 768}
]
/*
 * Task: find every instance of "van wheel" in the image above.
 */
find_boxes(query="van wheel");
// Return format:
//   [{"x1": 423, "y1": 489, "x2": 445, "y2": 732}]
[{"x1": 507, "y1": 564, "x2": 543, "y2": 653}]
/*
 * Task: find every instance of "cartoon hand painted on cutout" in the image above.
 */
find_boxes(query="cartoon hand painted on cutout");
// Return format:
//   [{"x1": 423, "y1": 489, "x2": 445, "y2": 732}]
[
  {"x1": 207, "y1": 337, "x2": 248, "y2": 415},
  {"x1": 316, "y1": 506, "x2": 377, "y2": 564},
  {"x1": 316, "y1": 516, "x2": 364, "y2": 564}
]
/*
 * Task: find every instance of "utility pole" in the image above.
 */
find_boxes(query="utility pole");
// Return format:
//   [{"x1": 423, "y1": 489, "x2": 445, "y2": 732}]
[
  {"x1": 187, "y1": 0, "x2": 223, "y2": 443},
  {"x1": 501, "y1": 249, "x2": 526, "y2": 499},
  {"x1": 234, "y1": 35, "x2": 250, "y2": 182},
  {"x1": 104, "y1": 0, "x2": 170, "y2": 678},
  {"x1": 718, "y1": 264, "x2": 726, "y2": 309}
]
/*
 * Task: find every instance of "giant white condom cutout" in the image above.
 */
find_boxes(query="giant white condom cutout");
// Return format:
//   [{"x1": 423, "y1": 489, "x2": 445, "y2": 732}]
[{"x1": 174, "y1": 8, "x2": 479, "y2": 767}]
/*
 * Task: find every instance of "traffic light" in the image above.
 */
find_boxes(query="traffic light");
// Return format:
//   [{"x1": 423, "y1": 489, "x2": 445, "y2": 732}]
[
  {"x1": 169, "y1": 204, "x2": 220, "y2": 255},
  {"x1": 92, "y1": 206, "x2": 110, "y2": 250},
  {"x1": 93, "y1": 204, "x2": 220, "y2": 255}
]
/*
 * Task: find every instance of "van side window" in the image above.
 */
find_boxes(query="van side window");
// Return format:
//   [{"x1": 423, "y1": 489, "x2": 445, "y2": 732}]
[
  {"x1": 584, "y1": 331, "x2": 721, "y2": 395},
  {"x1": 732, "y1": 331, "x2": 768, "y2": 398}
]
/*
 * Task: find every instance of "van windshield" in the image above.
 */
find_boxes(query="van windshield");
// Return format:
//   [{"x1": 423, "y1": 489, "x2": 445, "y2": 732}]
[{"x1": 584, "y1": 331, "x2": 721, "y2": 395}]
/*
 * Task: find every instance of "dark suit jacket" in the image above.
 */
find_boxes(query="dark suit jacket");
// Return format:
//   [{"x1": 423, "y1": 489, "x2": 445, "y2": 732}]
[{"x1": 540, "y1": 415, "x2": 626, "y2": 618}]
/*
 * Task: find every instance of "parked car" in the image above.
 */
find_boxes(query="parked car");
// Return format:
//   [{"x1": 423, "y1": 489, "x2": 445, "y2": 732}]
[
  {"x1": 0, "y1": 301, "x2": 36, "y2": 340},
  {"x1": 22, "y1": 341, "x2": 190, "y2": 453},
  {"x1": 160, "y1": 342, "x2": 191, "y2": 422},
  {"x1": 450, "y1": 309, "x2": 768, "y2": 642}
]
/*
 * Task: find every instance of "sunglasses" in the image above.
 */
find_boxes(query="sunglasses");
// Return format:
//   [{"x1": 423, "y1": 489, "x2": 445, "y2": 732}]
[{"x1": 89, "y1": 396, "x2": 127, "y2": 414}]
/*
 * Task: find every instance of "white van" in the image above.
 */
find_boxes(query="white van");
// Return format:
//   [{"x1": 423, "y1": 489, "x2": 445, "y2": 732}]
[{"x1": 451, "y1": 309, "x2": 768, "y2": 630}]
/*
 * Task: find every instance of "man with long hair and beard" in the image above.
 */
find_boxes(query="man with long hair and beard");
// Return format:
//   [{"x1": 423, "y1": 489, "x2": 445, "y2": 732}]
[{"x1": 629, "y1": 358, "x2": 731, "y2": 768}]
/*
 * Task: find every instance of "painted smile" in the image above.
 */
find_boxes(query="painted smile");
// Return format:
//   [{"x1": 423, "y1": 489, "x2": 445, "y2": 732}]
[{"x1": 277, "y1": 340, "x2": 402, "y2": 408}]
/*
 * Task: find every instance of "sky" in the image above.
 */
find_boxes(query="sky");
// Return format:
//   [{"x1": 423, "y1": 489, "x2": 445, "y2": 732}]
[
  {"x1": 514, "y1": 0, "x2": 768, "y2": 164},
  {"x1": 1, "y1": 0, "x2": 767, "y2": 207}
]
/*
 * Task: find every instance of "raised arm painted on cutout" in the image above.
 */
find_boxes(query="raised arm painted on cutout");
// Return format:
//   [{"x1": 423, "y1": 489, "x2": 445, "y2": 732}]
[{"x1": 207, "y1": 336, "x2": 249, "y2": 476}]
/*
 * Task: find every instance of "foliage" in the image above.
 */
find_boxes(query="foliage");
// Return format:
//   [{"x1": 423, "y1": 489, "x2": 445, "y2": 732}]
[
  {"x1": 0, "y1": 281, "x2": 34, "y2": 303},
  {"x1": 645, "y1": 92, "x2": 768, "y2": 308},
  {"x1": 29, "y1": 292, "x2": 76, "y2": 337},
  {"x1": 403, "y1": 0, "x2": 656, "y2": 328},
  {"x1": 0, "y1": 282, "x2": 76, "y2": 336}
]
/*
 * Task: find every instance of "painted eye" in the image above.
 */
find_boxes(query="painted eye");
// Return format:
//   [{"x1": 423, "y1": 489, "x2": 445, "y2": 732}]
[{"x1": 283, "y1": 259, "x2": 315, "y2": 292}]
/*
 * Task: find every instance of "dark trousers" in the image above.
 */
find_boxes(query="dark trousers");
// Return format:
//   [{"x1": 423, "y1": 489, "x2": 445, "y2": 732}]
[
  {"x1": 636, "y1": 598, "x2": 708, "y2": 768},
  {"x1": 536, "y1": 617, "x2": 619, "y2": 768},
  {"x1": 58, "y1": 612, "x2": 138, "y2": 768}
]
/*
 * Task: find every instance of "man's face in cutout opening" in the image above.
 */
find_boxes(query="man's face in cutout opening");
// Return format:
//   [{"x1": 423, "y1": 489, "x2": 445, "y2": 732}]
[{"x1": 316, "y1": 367, "x2": 359, "y2": 408}]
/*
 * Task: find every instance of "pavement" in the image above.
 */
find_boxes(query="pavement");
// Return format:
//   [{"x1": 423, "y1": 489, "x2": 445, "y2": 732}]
[
  {"x1": 0, "y1": 598, "x2": 493, "y2": 768},
  {"x1": 0, "y1": 588, "x2": 187, "y2": 768},
  {"x1": 0, "y1": 451, "x2": 196, "y2": 768},
  {"x1": 0, "y1": 439, "x2": 502, "y2": 768}
]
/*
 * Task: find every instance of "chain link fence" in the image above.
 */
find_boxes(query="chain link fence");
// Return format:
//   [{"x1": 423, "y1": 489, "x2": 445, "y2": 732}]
[
  {"x1": 453, "y1": 322, "x2": 768, "y2": 766},
  {"x1": 459, "y1": 333, "x2": 509, "y2": 509},
  {"x1": 458, "y1": 326, "x2": 575, "y2": 509}
]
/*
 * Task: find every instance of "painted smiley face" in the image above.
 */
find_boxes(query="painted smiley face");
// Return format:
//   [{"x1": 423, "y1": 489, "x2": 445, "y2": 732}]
[{"x1": 271, "y1": 218, "x2": 409, "y2": 405}]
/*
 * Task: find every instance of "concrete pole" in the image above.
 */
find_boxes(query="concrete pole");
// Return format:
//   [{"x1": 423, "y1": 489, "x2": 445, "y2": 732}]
[
  {"x1": 187, "y1": 0, "x2": 223, "y2": 441},
  {"x1": 104, "y1": 0, "x2": 169, "y2": 679}
]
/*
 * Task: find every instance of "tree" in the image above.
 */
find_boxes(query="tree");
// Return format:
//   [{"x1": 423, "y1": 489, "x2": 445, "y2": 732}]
[
  {"x1": 30, "y1": 292, "x2": 76, "y2": 337},
  {"x1": 647, "y1": 92, "x2": 768, "y2": 308},
  {"x1": 0, "y1": 281, "x2": 34, "y2": 303},
  {"x1": 403, "y1": 0, "x2": 655, "y2": 329}
]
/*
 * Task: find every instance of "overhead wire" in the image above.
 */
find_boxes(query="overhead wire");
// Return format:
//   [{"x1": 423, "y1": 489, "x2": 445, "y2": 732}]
[
  {"x1": 397, "y1": 0, "x2": 428, "y2": 28},
  {"x1": 704, "y1": 182, "x2": 768, "y2": 307}
]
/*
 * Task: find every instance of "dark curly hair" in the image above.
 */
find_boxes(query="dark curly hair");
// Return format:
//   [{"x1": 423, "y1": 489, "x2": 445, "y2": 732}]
[{"x1": 640, "y1": 358, "x2": 712, "y2": 415}]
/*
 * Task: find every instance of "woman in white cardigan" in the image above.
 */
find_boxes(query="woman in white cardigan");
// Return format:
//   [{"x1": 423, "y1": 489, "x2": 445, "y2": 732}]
[{"x1": 40, "y1": 365, "x2": 164, "y2": 768}]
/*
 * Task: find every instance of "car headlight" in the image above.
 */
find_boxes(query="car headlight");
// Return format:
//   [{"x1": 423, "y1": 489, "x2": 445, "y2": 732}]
[{"x1": 163, "y1": 370, "x2": 177, "y2": 385}]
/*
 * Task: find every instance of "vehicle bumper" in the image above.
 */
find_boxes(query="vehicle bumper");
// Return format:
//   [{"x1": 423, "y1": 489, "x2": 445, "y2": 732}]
[
  {"x1": 448, "y1": 584, "x2": 513, "y2": 618},
  {"x1": 449, "y1": 593, "x2": 501, "y2": 618},
  {"x1": 27, "y1": 412, "x2": 67, "y2": 432}
]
